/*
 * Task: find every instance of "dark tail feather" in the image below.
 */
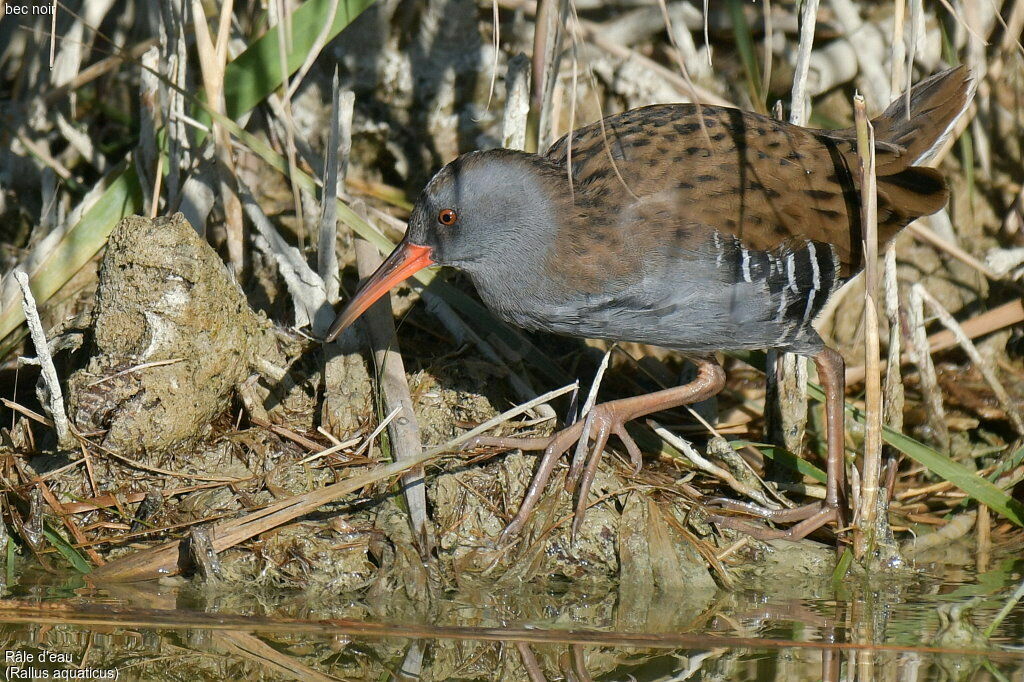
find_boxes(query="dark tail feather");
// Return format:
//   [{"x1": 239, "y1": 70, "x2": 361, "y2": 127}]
[
  {"x1": 873, "y1": 65, "x2": 975, "y2": 168},
  {"x1": 875, "y1": 166, "x2": 950, "y2": 246},
  {"x1": 867, "y1": 67, "x2": 973, "y2": 246}
]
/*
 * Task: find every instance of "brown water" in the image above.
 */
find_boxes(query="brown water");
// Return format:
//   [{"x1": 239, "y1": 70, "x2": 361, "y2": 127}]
[{"x1": 0, "y1": 555, "x2": 1021, "y2": 681}]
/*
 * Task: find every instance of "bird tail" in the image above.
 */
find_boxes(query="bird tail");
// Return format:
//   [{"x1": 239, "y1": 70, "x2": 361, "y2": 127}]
[
  {"x1": 872, "y1": 65, "x2": 975, "y2": 167},
  {"x1": 860, "y1": 66, "x2": 975, "y2": 240}
]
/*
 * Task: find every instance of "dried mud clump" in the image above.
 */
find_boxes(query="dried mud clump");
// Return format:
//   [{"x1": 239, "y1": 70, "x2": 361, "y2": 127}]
[{"x1": 66, "y1": 213, "x2": 275, "y2": 455}]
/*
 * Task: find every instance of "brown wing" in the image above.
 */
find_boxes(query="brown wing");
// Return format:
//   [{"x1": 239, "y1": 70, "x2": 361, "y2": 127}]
[{"x1": 545, "y1": 103, "x2": 947, "y2": 276}]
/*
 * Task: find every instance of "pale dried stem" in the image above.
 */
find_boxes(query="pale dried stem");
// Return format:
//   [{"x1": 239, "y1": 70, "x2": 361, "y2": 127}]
[
  {"x1": 768, "y1": 0, "x2": 820, "y2": 475},
  {"x1": 964, "y1": 0, "x2": 991, "y2": 178},
  {"x1": 654, "y1": 0, "x2": 711, "y2": 112},
  {"x1": 531, "y1": 0, "x2": 567, "y2": 152},
  {"x1": 652, "y1": 422, "x2": 776, "y2": 509},
  {"x1": 54, "y1": 113, "x2": 107, "y2": 174},
  {"x1": 14, "y1": 270, "x2": 71, "y2": 448},
  {"x1": 846, "y1": 298, "x2": 1024, "y2": 385},
  {"x1": 502, "y1": 53, "x2": 532, "y2": 151},
  {"x1": 854, "y1": 94, "x2": 882, "y2": 558},
  {"x1": 137, "y1": 47, "x2": 161, "y2": 216},
  {"x1": 191, "y1": 0, "x2": 244, "y2": 272},
  {"x1": 901, "y1": 509, "x2": 975, "y2": 556},
  {"x1": 497, "y1": 0, "x2": 729, "y2": 106},
  {"x1": 774, "y1": 353, "x2": 808, "y2": 459},
  {"x1": 580, "y1": 17, "x2": 728, "y2": 105},
  {"x1": 998, "y1": 0, "x2": 1024, "y2": 57},
  {"x1": 890, "y1": 0, "x2": 906, "y2": 97},
  {"x1": 882, "y1": 248, "x2": 904, "y2": 438},
  {"x1": 316, "y1": 72, "x2": 352, "y2": 312},
  {"x1": 907, "y1": 220, "x2": 1001, "y2": 282},
  {"x1": 789, "y1": 0, "x2": 819, "y2": 126},
  {"x1": 914, "y1": 283, "x2": 1024, "y2": 434},
  {"x1": 237, "y1": 180, "x2": 325, "y2": 326},
  {"x1": 569, "y1": 348, "x2": 612, "y2": 475},
  {"x1": 976, "y1": 504, "x2": 991, "y2": 573},
  {"x1": 906, "y1": 284, "x2": 950, "y2": 450}
]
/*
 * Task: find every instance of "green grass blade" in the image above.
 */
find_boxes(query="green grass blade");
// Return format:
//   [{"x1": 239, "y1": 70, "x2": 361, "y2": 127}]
[
  {"x1": 734, "y1": 350, "x2": 1024, "y2": 527},
  {"x1": 222, "y1": 0, "x2": 375, "y2": 119},
  {"x1": 43, "y1": 523, "x2": 92, "y2": 574},
  {"x1": 831, "y1": 547, "x2": 854, "y2": 584}
]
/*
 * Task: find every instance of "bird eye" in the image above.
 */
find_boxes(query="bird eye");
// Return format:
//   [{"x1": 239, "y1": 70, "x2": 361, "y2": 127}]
[{"x1": 438, "y1": 208, "x2": 458, "y2": 226}]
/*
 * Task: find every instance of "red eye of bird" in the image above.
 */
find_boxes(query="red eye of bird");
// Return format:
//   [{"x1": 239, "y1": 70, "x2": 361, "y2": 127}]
[{"x1": 438, "y1": 208, "x2": 458, "y2": 226}]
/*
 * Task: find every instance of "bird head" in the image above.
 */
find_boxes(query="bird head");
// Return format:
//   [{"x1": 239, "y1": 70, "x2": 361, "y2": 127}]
[{"x1": 324, "y1": 149, "x2": 558, "y2": 341}]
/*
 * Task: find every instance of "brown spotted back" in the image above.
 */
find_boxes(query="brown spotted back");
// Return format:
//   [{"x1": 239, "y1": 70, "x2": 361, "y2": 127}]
[
  {"x1": 544, "y1": 67, "x2": 970, "y2": 278},
  {"x1": 548, "y1": 105, "x2": 912, "y2": 277}
]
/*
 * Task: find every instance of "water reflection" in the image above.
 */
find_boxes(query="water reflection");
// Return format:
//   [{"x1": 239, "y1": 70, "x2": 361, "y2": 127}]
[{"x1": 0, "y1": 558, "x2": 1020, "y2": 681}]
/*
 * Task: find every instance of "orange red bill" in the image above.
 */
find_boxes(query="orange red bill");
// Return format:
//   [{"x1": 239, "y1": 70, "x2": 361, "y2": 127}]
[{"x1": 325, "y1": 241, "x2": 435, "y2": 342}]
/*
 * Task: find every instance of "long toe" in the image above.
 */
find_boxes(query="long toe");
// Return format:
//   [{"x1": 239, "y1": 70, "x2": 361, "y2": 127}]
[{"x1": 711, "y1": 501, "x2": 841, "y2": 541}]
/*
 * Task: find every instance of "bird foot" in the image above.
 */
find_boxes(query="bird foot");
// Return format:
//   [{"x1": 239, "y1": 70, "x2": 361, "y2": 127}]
[
  {"x1": 465, "y1": 401, "x2": 642, "y2": 546},
  {"x1": 708, "y1": 498, "x2": 841, "y2": 541}
]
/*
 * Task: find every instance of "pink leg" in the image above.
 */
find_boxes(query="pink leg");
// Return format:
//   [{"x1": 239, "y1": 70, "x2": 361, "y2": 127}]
[
  {"x1": 711, "y1": 347, "x2": 848, "y2": 541},
  {"x1": 467, "y1": 357, "x2": 726, "y2": 544}
]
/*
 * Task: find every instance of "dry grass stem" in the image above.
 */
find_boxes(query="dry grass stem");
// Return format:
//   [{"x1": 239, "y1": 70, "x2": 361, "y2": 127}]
[
  {"x1": 913, "y1": 283, "x2": 1024, "y2": 434},
  {"x1": 908, "y1": 220, "x2": 1001, "y2": 281},
  {"x1": 531, "y1": 0, "x2": 567, "y2": 151},
  {"x1": 764, "y1": 0, "x2": 820, "y2": 484},
  {"x1": 137, "y1": 47, "x2": 161, "y2": 217},
  {"x1": 354, "y1": 237, "x2": 433, "y2": 555},
  {"x1": 906, "y1": 269, "x2": 950, "y2": 449},
  {"x1": 854, "y1": 93, "x2": 883, "y2": 558},
  {"x1": 237, "y1": 179, "x2": 326, "y2": 326},
  {"x1": 190, "y1": 0, "x2": 244, "y2": 272},
  {"x1": 845, "y1": 298, "x2": 1024, "y2": 384},
  {"x1": 14, "y1": 270, "x2": 70, "y2": 448},
  {"x1": 651, "y1": 421, "x2": 776, "y2": 509},
  {"x1": 497, "y1": 0, "x2": 730, "y2": 106},
  {"x1": 976, "y1": 503, "x2": 991, "y2": 572},
  {"x1": 788, "y1": 0, "x2": 819, "y2": 126},
  {"x1": 316, "y1": 71, "x2": 351, "y2": 310},
  {"x1": 501, "y1": 53, "x2": 532, "y2": 150},
  {"x1": 420, "y1": 292, "x2": 557, "y2": 420},
  {"x1": 90, "y1": 383, "x2": 576, "y2": 581},
  {"x1": 890, "y1": 0, "x2": 906, "y2": 97},
  {"x1": 882, "y1": 248, "x2": 904, "y2": 441},
  {"x1": 901, "y1": 509, "x2": 976, "y2": 556}
]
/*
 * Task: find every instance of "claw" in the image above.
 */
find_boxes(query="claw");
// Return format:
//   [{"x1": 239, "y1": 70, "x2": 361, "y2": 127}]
[
  {"x1": 571, "y1": 411, "x2": 615, "y2": 539},
  {"x1": 566, "y1": 411, "x2": 598, "y2": 489},
  {"x1": 710, "y1": 502, "x2": 840, "y2": 541},
  {"x1": 470, "y1": 358, "x2": 727, "y2": 547},
  {"x1": 614, "y1": 425, "x2": 643, "y2": 474}
]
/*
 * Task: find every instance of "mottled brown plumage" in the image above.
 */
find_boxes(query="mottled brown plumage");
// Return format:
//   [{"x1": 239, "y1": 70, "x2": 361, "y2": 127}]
[
  {"x1": 327, "y1": 66, "x2": 974, "y2": 544},
  {"x1": 544, "y1": 66, "x2": 964, "y2": 278}
]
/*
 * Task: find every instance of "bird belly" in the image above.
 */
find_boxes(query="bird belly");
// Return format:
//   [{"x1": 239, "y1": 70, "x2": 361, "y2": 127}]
[
  {"x1": 469, "y1": 239, "x2": 836, "y2": 356},
  {"x1": 482, "y1": 278, "x2": 818, "y2": 354}
]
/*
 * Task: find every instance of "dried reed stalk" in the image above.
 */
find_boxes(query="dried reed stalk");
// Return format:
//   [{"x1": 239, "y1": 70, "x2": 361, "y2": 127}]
[{"x1": 853, "y1": 94, "x2": 883, "y2": 559}]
